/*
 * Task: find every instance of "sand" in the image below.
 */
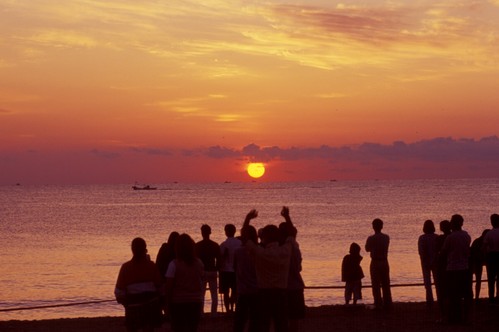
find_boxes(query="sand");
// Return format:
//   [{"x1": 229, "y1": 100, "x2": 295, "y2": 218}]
[{"x1": 1, "y1": 301, "x2": 498, "y2": 332}]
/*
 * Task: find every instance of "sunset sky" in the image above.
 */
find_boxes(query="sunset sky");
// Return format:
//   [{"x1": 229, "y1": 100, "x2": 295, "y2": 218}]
[{"x1": 1, "y1": 0, "x2": 499, "y2": 184}]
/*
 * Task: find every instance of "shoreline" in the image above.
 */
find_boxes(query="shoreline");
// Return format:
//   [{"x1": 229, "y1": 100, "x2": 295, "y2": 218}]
[{"x1": 1, "y1": 300, "x2": 498, "y2": 331}]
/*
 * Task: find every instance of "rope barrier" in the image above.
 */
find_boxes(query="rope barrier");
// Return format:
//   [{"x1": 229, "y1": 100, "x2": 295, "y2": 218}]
[
  {"x1": 0, "y1": 280, "x2": 487, "y2": 313},
  {"x1": 0, "y1": 299, "x2": 115, "y2": 312}
]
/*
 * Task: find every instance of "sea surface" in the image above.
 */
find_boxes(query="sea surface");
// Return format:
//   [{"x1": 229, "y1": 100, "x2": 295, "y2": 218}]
[{"x1": 1, "y1": 178, "x2": 498, "y2": 320}]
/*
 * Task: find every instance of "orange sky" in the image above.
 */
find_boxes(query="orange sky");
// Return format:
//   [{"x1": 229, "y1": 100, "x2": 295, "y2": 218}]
[{"x1": 1, "y1": 0, "x2": 499, "y2": 184}]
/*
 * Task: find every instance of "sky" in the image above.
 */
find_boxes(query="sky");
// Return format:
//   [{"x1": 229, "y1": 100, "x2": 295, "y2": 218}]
[{"x1": 1, "y1": 0, "x2": 499, "y2": 184}]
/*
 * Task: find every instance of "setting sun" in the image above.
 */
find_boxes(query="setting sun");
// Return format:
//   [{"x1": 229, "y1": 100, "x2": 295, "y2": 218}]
[{"x1": 247, "y1": 163, "x2": 265, "y2": 179}]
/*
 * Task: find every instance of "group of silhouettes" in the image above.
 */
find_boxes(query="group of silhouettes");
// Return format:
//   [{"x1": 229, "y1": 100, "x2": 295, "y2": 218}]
[
  {"x1": 341, "y1": 213, "x2": 499, "y2": 326},
  {"x1": 114, "y1": 207, "x2": 305, "y2": 332},
  {"x1": 416, "y1": 213, "x2": 499, "y2": 324},
  {"x1": 114, "y1": 210, "x2": 499, "y2": 331}
]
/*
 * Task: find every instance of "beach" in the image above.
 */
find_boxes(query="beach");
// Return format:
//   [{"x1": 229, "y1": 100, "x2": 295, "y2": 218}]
[{"x1": 1, "y1": 301, "x2": 498, "y2": 332}]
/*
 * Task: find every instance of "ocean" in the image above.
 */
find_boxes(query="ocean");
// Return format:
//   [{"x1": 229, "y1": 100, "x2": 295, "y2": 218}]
[{"x1": 1, "y1": 178, "x2": 498, "y2": 320}]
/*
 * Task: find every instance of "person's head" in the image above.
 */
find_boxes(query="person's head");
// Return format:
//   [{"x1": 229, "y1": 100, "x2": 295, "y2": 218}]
[
  {"x1": 279, "y1": 222, "x2": 297, "y2": 243},
  {"x1": 491, "y1": 213, "x2": 499, "y2": 228},
  {"x1": 201, "y1": 224, "x2": 211, "y2": 239},
  {"x1": 349, "y1": 242, "x2": 361, "y2": 256},
  {"x1": 372, "y1": 218, "x2": 383, "y2": 233},
  {"x1": 167, "y1": 231, "x2": 179, "y2": 244},
  {"x1": 224, "y1": 223, "x2": 236, "y2": 237},
  {"x1": 450, "y1": 214, "x2": 464, "y2": 231},
  {"x1": 440, "y1": 220, "x2": 451, "y2": 234},
  {"x1": 423, "y1": 220, "x2": 435, "y2": 234},
  {"x1": 131, "y1": 237, "x2": 148, "y2": 259},
  {"x1": 481, "y1": 229, "x2": 490, "y2": 238},
  {"x1": 175, "y1": 233, "x2": 196, "y2": 264},
  {"x1": 260, "y1": 224, "x2": 280, "y2": 246},
  {"x1": 240, "y1": 225, "x2": 258, "y2": 244}
]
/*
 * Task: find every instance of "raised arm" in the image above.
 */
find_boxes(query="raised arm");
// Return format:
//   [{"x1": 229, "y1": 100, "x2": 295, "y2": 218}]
[
  {"x1": 281, "y1": 206, "x2": 293, "y2": 226},
  {"x1": 243, "y1": 209, "x2": 258, "y2": 228}
]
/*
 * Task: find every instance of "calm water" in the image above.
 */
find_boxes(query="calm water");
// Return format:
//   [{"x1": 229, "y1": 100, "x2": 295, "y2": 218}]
[{"x1": 1, "y1": 179, "x2": 498, "y2": 320}]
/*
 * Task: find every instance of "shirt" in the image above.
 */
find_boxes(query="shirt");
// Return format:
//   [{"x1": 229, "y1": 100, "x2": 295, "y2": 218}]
[
  {"x1": 365, "y1": 232, "x2": 390, "y2": 261},
  {"x1": 441, "y1": 229, "x2": 471, "y2": 271},
  {"x1": 246, "y1": 238, "x2": 292, "y2": 289},
  {"x1": 114, "y1": 257, "x2": 162, "y2": 303},
  {"x1": 418, "y1": 233, "x2": 438, "y2": 268},
  {"x1": 219, "y1": 237, "x2": 242, "y2": 272},
  {"x1": 483, "y1": 228, "x2": 499, "y2": 253},
  {"x1": 234, "y1": 246, "x2": 258, "y2": 295},
  {"x1": 166, "y1": 259, "x2": 205, "y2": 303},
  {"x1": 195, "y1": 239, "x2": 220, "y2": 272}
]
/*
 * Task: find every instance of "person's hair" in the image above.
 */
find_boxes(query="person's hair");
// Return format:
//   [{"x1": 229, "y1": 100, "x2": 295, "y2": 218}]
[
  {"x1": 372, "y1": 218, "x2": 383, "y2": 232},
  {"x1": 440, "y1": 220, "x2": 451, "y2": 234},
  {"x1": 423, "y1": 220, "x2": 435, "y2": 234},
  {"x1": 450, "y1": 214, "x2": 464, "y2": 230},
  {"x1": 168, "y1": 231, "x2": 179, "y2": 244},
  {"x1": 201, "y1": 224, "x2": 211, "y2": 236},
  {"x1": 261, "y1": 224, "x2": 280, "y2": 244},
  {"x1": 491, "y1": 213, "x2": 499, "y2": 228},
  {"x1": 131, "y1": 237, "x2": 147, "y2": 258},
  {"x1": 241, "y1": 225, "x2": 258, "y2": 244},
  {"x1": 225, "y1": 224, "x2": 236, "y2": 237},
  {"x1": 175, "y1": 233, "x2": 196, "y2": 264},
  {"x1": 349, "y1": 242, "x2": 361, "y2": 255}
]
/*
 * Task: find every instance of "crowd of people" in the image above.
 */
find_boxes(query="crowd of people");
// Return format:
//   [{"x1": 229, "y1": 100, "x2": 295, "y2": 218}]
[
  {"x1": 114, "y1": 210, "x2": 499, "y2": 331},
  {"x1": 416, "y1": 213, "x2": 499, "y2": 324},
  {"x1": 114, "y1": 207, "x2": 304, "y2": 332}
]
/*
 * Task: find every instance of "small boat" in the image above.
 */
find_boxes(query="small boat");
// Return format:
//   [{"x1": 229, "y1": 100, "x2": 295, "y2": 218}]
[{"x1": 132, "y1": 185, "x2": 157, "y2": 190}]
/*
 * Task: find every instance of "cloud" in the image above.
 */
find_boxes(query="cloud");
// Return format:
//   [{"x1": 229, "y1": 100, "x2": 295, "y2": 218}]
[
  {"x1": 128, "y1": 146, "x2": 172, "y2": 156},
  {"x1": 268, "y1": 2, "x2": 478, "y2": 45},
  {"x1": 200, "y1": 136, "x2": 499, "y2": 164},
  {"x1": 91, "y1": 149, "x2": 120, "y2": 159}
]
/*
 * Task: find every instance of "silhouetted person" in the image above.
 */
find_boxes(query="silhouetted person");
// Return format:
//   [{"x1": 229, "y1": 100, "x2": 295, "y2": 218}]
[
  {"x1": 219, "y1": 223, "x2": 242, "y2": 312},
  {"x1": 365, "y1": 218, "x2": 392, "y2": 310},
  {"x1": 440, "y1": 214, "x2": 472, "y2": 324},
  {"x1": 244, "y1": 209, "x2": 293, "y2": 332},
  {"x1": 418, "y1": 220, "x2": 438, "y2": 305},
  {"x1": 165, "y1": 233, "x2": 205, "y2": 332},
  {"x1": 156, "y1": 231, "x2": 180, "y2": 319},
  {"x1": 483, "y1": 213, "x2": 499, "y2": 304},
  {"x1": 195, "y1": 224, "x2": 220, "y2": 316},
  {"x1": 341, "y1": 242, "x2": 364, "y2": 305},
  {"x1": 156, "y1": 231, "x2": 180, "y2": 277},
  {"x1": 115, "y1": 237, "x2": 163, "y2": 332},
  {"x1": 234, "y1": 225, "x2": 259, "y2": 332},
  {"x1": 470, "y1": 229, "x2": 489, "y2": 300},
  {"x1": 435, "y1": 220, "x2": 451, "y2": 320},
  {"x1": 279, "y1": 206, "x2": 305, "y2": 332}
]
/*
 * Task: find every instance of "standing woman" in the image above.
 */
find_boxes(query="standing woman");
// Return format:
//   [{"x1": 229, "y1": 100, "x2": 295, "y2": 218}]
[
  {"x1": 418, "y1": 220, "x2": 438, "y2": 305},
  {"x1": 165, "y1": 233, "x2": 205, "y2": 332}
]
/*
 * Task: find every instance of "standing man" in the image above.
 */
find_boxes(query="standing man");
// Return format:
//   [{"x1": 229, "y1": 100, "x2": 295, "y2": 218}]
[
  {"x1": 365, "y1": 218, "x2": 392, "y2": 310},
  {"x1": 483, "y1": 213, "x2": 499, "y2": 304},
  {"x1": 441, "y1": 214, "x2": 472, "y2": 324},
  {"x1": 195, "y1": 224, "x2": 221, "y2": 316},
  {"x1": 219, "y1": 223, "x2": 242, "y2": 313}
]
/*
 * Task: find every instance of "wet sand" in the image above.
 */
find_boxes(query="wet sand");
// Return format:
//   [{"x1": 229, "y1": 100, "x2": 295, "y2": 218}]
[{"x1": 1, "y1": 301, "x2": 497, "y2": 331}]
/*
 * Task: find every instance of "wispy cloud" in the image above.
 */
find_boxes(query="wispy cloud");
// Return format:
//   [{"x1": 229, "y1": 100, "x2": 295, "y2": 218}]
[{"x1": 91, "y1": 149, "x2": 120, "y2": 159}]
